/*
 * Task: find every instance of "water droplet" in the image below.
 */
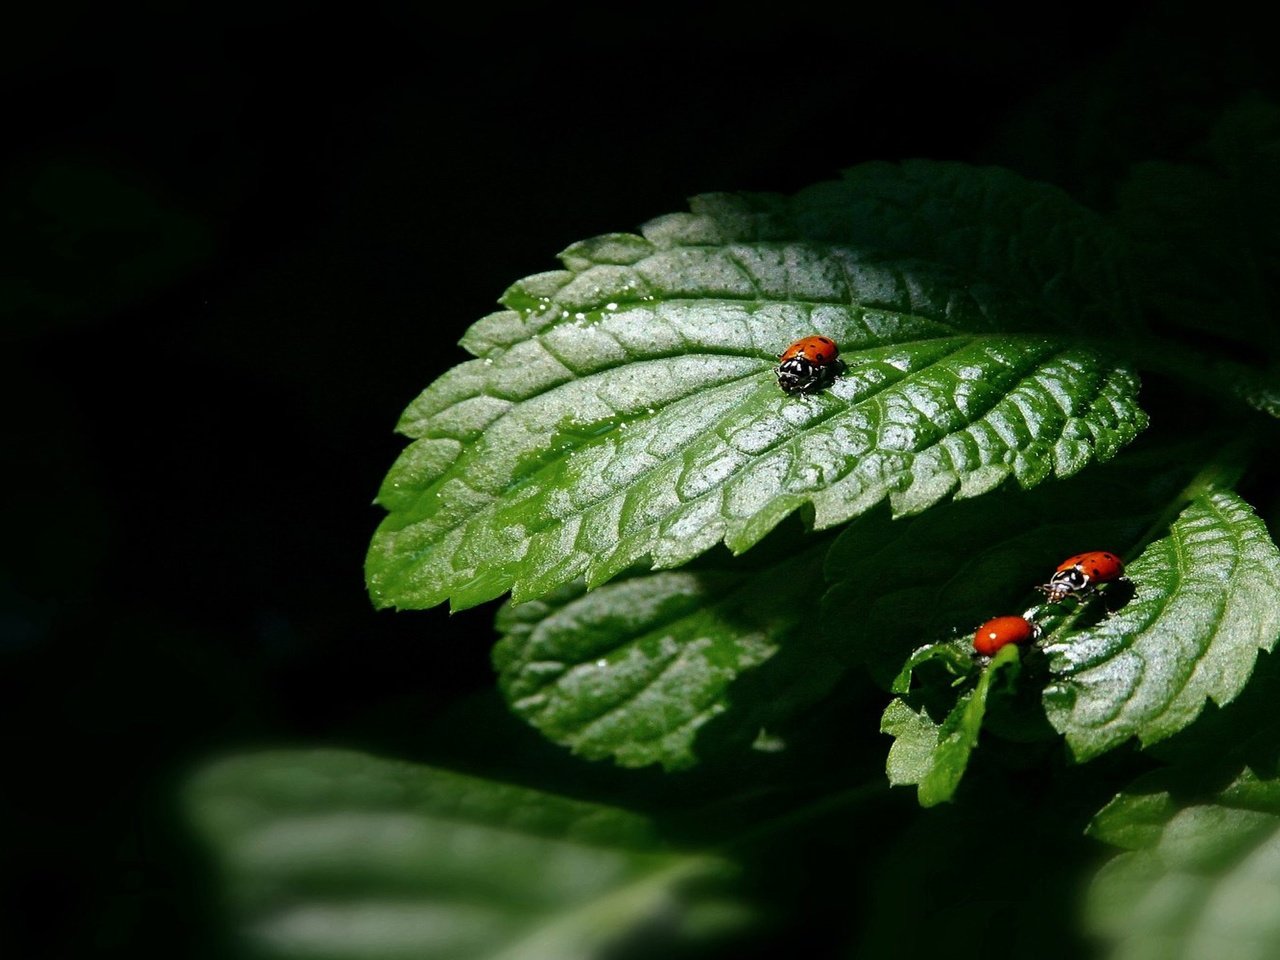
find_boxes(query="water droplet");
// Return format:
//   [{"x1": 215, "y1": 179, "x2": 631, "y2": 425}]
[
  {"x1": 1042, "y1": 682, "x2": 1075, "y2": 707},
  {"x1": 752, "y1": 728, "x2": 786, "y2": 752}
]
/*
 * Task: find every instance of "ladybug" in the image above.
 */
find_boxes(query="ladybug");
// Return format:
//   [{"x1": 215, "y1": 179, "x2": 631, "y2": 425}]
[
  {"x1": 1037, "y1": 551, "x2": 1127, "y2": 603},
  {"x1": 973, "y1": 615, "x2": 1040, "y2": 656},
  {"x1": 776, "y1": 335, "x2": 842, "y2": 393}
]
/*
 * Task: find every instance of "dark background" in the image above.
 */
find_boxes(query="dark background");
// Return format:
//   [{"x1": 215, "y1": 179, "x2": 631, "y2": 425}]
[{"x1": 3, "y1": 3, "x2": 1272, "y2": 956}]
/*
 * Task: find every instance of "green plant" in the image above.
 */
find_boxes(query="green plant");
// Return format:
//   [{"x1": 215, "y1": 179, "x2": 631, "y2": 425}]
[{"x1": 189, "y1": 102, "x2": 1280, "y2": 959}]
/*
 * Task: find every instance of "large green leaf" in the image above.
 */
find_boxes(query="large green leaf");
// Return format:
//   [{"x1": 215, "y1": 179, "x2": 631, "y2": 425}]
[
  {"x1": 1089, "y1": 761, "x2": 1280, "y2": 960},
  {"x1": 493, "y1": 531, "x2": 841, "y2": 771},
  {"x1": 1043, "y1": 491, "x2": 1280, "y2": 762},
  {"x1": 367, "y1": 161, "x2": 1147, "y2": 612},
  {"x1": 187, "y1": 750, "x2": 740, "y2": 960}
]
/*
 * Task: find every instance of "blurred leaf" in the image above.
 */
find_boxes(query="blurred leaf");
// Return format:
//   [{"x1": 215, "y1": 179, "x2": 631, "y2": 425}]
[
  {"x1": 1043, "y1": 491, "x2": 1280, "y2": 762},
  {"x1": 1089, "y1": 759, "x2": 1280, "y2": 960},
  {"x1": 1231, "y1": 373, "x2": 1280, "y2": 420},
  {"x1": 493, "y1": 530, "x2": 841, "y2": 771},
  {"x1": 881, "y1": 643, "x2": 1021, "y2": 807},
  {"x1": 187, "y1": 750, "x2": 741, "y2": 960},
  {"x1": 367, "y1": 160, "x2": 1147, "y2": 613}
]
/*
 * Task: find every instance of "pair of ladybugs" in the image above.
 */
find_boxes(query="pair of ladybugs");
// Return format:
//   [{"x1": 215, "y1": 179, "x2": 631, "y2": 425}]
[{"x1": 973, "y1": 552, "x2": 1128, "y2": 655}]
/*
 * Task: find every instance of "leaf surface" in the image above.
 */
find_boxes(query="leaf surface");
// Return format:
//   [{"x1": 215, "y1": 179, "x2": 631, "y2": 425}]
[
  {"x1": 368, "y1": 161, "x2": 1147, "y2": 611},
  {"x1": 1043, "y1": 491, "x2": 1280, "y2": 761},
  {"x1": 187, "y1": 750, "x2": 739, "y2": 960},
  {"x1": 493, "y1": 531, "x2": 841, "y2": 770}
]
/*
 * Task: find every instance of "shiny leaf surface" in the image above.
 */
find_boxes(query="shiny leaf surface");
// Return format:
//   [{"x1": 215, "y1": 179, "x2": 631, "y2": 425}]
[
  {"x1": 493, "y1": 533, "x2": 840, "y2": 770},
  {"x1": 1043, "y1": 491, "x2": 1280, "y2": 761},
  {"x1": 368, "y1": 162, "x2": 1147, "y2": 612}
]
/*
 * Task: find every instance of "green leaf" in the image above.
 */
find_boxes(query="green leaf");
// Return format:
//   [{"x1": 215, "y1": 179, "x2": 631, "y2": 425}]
[
  {"x1": 1043, "y1": 491, "x2": 1280, "y2": 762},
  {"x1": 823, "y1": 443, "x2": 1190, "y2": 688},
  {"x1": 1088, "y1": 763, "x2": 1280, "y2": 960},
  {"x1": 367, "y1": 161, "x2": 1148, "y2": 612},
  {"x1": 881, "y1": 643, "x2": 1021, "y2": 807},
  {"x1": 880, "y1": 699, "x2": 942, "y2": 788},
  {"x1": 186, "y1": 750, "x2": 740, "y2": 960},
  {"x1": 888, "y1": 639, "x2": 977, "y2": 695},
  {"x1": 493, "y1": 531, "x2": 841, "y2": 770}
]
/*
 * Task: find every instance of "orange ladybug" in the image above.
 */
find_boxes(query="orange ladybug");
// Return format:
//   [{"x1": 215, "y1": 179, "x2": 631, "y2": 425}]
[
  {"x1": 776, "y1": 335, "x2": 842, "y2": 393},
  {"x1": 1037, "y1": 551, "x2": 1127, "y2": 603},
  {"x1": 973, "y1": 615, "x2": 1040, "y2": 656}
]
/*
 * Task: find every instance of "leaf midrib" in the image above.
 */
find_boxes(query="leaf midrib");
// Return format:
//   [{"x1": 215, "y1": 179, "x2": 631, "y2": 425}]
[
  {"x1": 1144, "y1": 498, "x2": 1248, "y2": 733},
  {"x1": 385, "y1": 335, "x2": 1101, "y2": 609},
  {"x1": 401, "y1": 334, "x2": 1034, "y2": 552},
  {"x1": 415, "y1": 326, "x2": 974, "y2": 438}
]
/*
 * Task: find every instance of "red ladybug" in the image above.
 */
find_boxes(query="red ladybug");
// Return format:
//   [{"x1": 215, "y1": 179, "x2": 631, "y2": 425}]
[
  {"x1": 973, "y1": 615, "x2": 1040, "y2": 656},
  {"x1": 1037, "y1": 551, "x2": 1127, "y2": 603},
  {"x1": 776, "y1": 335, "x2": 842, "y2": 393}
]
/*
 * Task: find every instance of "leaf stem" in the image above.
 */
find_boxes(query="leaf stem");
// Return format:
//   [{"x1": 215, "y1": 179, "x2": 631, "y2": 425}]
[
  {"x1": 1099, "y1": 334, "x2": 1280, "y2": 419},
  {"x1": 1126, "y1": 442, "x2": 1254, "y2": 561}
]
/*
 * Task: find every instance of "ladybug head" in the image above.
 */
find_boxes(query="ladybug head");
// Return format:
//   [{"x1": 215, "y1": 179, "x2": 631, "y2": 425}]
[
  {"x1": 1054, "y1": 567, "x2": 1090, "y2": 591},
  {"x1": 1037, "y1": 565, "x2": 1090, "y2": 602},
  {"x1": 776, "y1": 356, "x2": 817, "y2": 393}
]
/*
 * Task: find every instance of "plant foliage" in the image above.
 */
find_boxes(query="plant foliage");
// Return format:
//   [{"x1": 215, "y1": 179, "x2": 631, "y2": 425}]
[
  {"x1": 366, "y1": 162, "x2": 1147, "y2": 613},
  {"x1": 187, "y1": 751, "x2": 742, "y2": 960},
  {"x1": 198, "y1": 102, "x2": 1280, "y2": 960}
]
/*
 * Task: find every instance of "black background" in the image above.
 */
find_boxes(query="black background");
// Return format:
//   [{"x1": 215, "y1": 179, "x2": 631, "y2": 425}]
[{"x1": 3, "y1": 3, "x2": 1273, "y2": 956}]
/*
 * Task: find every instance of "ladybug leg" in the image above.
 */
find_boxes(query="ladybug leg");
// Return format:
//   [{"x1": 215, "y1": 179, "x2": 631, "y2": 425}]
[
  {"x1": 1019, "y1": 609, "x2": 1044, "y2": 640},
  {"x1": 1096, "y1": 584, "x2": 1116, "y2": 617}
]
